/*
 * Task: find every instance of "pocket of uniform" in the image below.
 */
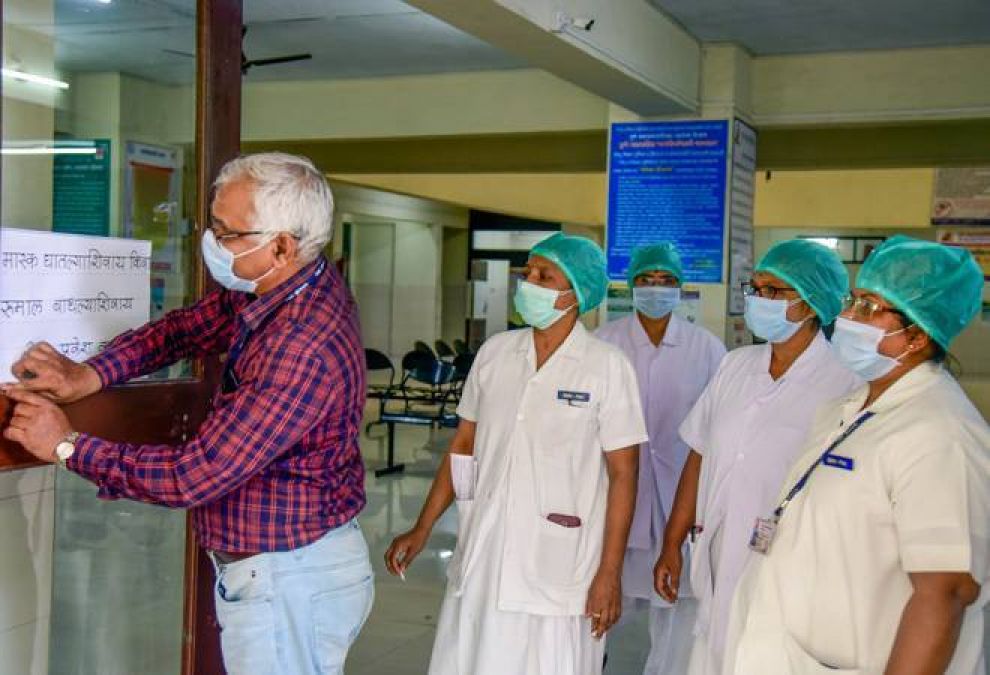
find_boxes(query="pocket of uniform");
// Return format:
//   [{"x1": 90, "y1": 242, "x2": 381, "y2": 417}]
[
  {"x1": 539, "y1": 402, "x2": 594, "y2": 450},
  {"x1": 312, "y1": 574, "x2": 375, "y2": 674},
  {"x1": 455, "y1": 498, "x2": 474, "y2": 541},
  {"x1": 532, "y1": 517, "x2": 582, "y2": 586}
]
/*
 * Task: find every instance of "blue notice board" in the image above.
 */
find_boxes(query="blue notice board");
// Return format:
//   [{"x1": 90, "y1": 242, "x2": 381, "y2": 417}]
[{"x1": 607, "y1": 121, "x2": 728, "y2": 283}]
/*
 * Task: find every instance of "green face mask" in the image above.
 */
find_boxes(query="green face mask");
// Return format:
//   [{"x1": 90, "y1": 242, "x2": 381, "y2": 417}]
[{"x1": 514, "y1": 281, "x2": 576, "y2": 330}]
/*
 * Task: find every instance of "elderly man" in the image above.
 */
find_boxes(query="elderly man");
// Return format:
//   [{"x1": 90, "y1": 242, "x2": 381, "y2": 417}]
[
  {"x1": 385, "y1": 232, "x2": 647, "y2": 675},
  {"x1": 2, "y1": 153, "x2": 372, "y2": 675}
]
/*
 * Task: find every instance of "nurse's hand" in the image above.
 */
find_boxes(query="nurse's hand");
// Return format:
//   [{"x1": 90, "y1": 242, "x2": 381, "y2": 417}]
[
  {"x1": 654, "y1": 546, "x2": 682, "y2": 603},
  {"x1": 586, "y1": 571, "x2": 621, "y2": 639},
  {"x1": 384, "y1": 526, "x2": 430, "y2": 577}
]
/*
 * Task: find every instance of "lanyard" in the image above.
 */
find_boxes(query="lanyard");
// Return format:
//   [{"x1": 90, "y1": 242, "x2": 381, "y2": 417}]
[
  {"x1": 773, "y1": 410, "x2": 875, "y2": 519},
  {"x1": 221, "y1": 258, "x2": 327, "y2": 393}
]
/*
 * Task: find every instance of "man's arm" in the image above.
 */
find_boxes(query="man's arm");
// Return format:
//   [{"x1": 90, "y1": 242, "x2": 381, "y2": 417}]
[
  {"x1": 66, "y1": 332, "x2": 342, "y2": 507},
  {"x1": 385, "y1": 419, "x2": 476, "y2": 576},
  {"x1": 884, "y1": 571, "x2": 980, "y2": 675},
  {"x1": 586, "y1": 445, "x2": 638, "y2": 638},
  {"x1": 85, "y1": 289, "x2": 244, "y2": 387}
]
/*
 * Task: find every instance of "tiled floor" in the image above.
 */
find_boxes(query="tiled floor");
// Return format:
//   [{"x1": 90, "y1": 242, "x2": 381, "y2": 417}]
[{"x1": 348, "y1": 420, "x2": 654, "y2": 675}]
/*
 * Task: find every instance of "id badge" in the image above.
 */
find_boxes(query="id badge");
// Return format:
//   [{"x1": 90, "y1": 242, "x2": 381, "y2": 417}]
[{"x1": 748, "y1": 516, "x2": 778, "y2": 554}]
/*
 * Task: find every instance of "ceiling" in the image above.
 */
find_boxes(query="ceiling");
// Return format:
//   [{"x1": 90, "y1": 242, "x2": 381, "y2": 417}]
[
  {"x1": 17, "y1": 0, "x2": 526, "y2": 85},
  {"x1": 646, "y1": 0, "x2": 990, "y2": 55},
  {"x1": 9, "y1": 0, "x2": 990, "y2": 86}
]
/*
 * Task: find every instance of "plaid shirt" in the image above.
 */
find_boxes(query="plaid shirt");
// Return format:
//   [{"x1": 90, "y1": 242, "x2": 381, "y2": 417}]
[{"x1": 68, "y1": 256, "x2": 367, "y2": 553}]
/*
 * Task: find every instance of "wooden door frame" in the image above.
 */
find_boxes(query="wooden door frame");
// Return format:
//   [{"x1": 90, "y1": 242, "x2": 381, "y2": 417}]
[
  {"x1": 182, "y1": 0, "x2": 243, "y2": 673},
  {"x1": 0, "y1": 0, "x2": 242, "y2": 671}
]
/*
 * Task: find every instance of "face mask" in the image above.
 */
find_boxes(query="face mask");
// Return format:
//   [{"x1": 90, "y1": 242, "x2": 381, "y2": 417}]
[
  {"x1": 830, "y1": 317, "x2": 910, "y2": 381},
  {"x1": 744, "y1": 295, "x2": 808, "y2": 343},
  {"x1": 201, "y1": 230, "x2": 275, "y2": 293},
  {"x1": 633, "y1": 286, "x2": 680, "y2": 319},
  {"x1": 514, "y1": 280, "x2": 576, "y2": 330}
]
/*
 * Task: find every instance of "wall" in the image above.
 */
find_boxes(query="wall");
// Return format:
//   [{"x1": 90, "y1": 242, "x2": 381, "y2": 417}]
[
  {"x1": 441, "y1": 228, "x2": 470, "y2": 344},
  {"x1": 331, "y1": 182, "x2": 466, "y2": 360},
  {"x1": 753, "y1": 168, "x2": 935, "y2": 229},
  {"x1": 333, "y1": 172, "x2": 606, "y2": 227},
  {"x1": 243, "y1": 69, "x2": 611, "y2": 141}
]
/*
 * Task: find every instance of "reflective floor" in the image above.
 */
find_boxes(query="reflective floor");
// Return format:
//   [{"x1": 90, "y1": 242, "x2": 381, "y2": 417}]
[{"x1": 348, "y1": 419, "x2": 652, "y2": 675}]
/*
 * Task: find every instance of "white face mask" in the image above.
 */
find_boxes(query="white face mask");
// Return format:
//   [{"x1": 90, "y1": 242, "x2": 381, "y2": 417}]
[
  {"x1": 513, "y1": 281, "x2": 576, "y2": 330},
  {"x1": 633, "y1": 286, "x2": 680, "y2": 319},
  {"x1": 201, "y1": 230, "x2": 275, "y2": 293},
  {"x1": 830, "y1": 317, "x2": 911, "y2": 381},
  {"x1": 743, "y1": 295, "x2": 808, "y2": 343}
]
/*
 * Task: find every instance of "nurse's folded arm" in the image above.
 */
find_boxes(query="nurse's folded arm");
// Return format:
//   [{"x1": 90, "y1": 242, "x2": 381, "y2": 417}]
[
  {"x1": 384, "y1": 419, "x2": 476, "y2": 576},
  {"x1": 884, "y1": 571, "x2": 981, "y2": 675},
  {"x1": 654, "y1": 449, "x2": 702, "y2": 603},
  {"x1": 587, "y1": 444, "x2": 639, "y2": 638}
]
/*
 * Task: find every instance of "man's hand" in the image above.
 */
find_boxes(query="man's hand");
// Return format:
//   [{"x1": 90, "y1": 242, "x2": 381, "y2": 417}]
[
  {"x1": 385, "y1": 526, "x2": 431, "y2": 577},
  {"x1": 5, "y1": 342, "x2": 102, "y2": 403},
  {"x1": 1, "y1": 387, "x2": 73, "y2": 462},
  {"x1": 654, "y1": 545, "x2": 683, "y2": 603},
  {"x1": 586, "y1": 569, "x2": 622, "y2": 639}
]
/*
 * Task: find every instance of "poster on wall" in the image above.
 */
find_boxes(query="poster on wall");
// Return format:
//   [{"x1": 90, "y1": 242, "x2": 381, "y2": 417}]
[
  {"x1": 52, "y1": 139, "x2": 111, "y2": 237},
  {"x1": 936, "y1": 229, "x2": 990, "y2": 280},
  {"x1": 124, "y1": 141, "x2": 187, "y2": 323},
  {"x1": 931, "y1": 168, "x2": 990, "y2": 226},
  {"x1": 606, "y1": 120, "x2": 728, "y2": 283},
  {"x1": 0, "y1": 228, "x2": 151, "y2": 379},
  {"x1": 727, "y1": 120, "x2": 757, "y2": 315}
]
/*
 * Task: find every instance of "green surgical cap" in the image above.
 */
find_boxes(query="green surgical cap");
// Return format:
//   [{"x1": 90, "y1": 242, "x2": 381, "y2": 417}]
[
  {"x1": 755, "y1": 238, "x2": 849, "y2": 324},
  {"x1": 626, "y1": 243, "x2": 684, "y2": 286},
  {"x1": 530, "y1": 232, "x2": 608, "y2": 313},
  {"x1": 856, "y1": 235, "x2": 982, "y2": 349}
]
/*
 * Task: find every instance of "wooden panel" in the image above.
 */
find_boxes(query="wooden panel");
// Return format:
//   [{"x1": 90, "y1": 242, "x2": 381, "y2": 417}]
[{"x1": 183, "y1": 0, "x2": 243, "y2": 673}]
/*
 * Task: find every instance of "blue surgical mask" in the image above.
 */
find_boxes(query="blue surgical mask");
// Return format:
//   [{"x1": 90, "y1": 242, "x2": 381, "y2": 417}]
[
  {"x1": 201, "y1": 230, "x2": 274, "y2": 293},
  {"x1": 514, "y1": 281, "x2": 575, "y2": 330},
  {"x1": 830, "y1": 317, "x2": 909, "y2": 381},
  {"x1": 744, "y1": 295, "x2": 807, "y2": 343},
  {"x1": 633, "y1": 286, "x2": 680, "y2": 319}
]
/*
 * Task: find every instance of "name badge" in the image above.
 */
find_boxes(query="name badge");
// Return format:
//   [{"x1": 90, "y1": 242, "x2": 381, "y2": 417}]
[
  {"x1": 823, "y1": 454, "x2": 855, "y2": 471},
  {"x1": 557, "y1": 390, "x2": 591, "y2": 405},
  {"x1": 749, "y1": 516, "x2": 778, "y2": 555}
]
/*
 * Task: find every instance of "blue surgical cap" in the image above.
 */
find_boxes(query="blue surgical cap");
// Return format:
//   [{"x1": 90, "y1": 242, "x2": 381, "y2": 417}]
[
  {"x1": 530, "y1": 232, "x2": 608, "y2": 313},
  {"x1": 755, "y1": 239, "x2": 849, "y2": 324},
  {"x1": 626, "y1": 243, "x2": 684, "y2": 286},
  {"x1": 856, "y1": 235, "x2": 982, "y2": 349}
]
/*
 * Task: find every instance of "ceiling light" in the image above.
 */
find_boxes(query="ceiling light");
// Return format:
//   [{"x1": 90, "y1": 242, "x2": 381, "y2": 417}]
[
  {"x1": 2, "y1": 67, "x2": 69, "y2": 90},
  {"x1": 96, "y1": 0, "x2": 113, "y2": 4},
  {"x1": 2, "y1": 145, "x2": 97, "y2": 156}
]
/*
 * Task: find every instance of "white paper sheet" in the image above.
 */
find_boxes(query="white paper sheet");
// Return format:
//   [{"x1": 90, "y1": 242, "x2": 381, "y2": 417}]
[
  {"x1": 450, "y1": 453, "x2": 477, "y2": 501},
  {"x1": 0, "y1": 228, "x2": 151, "y2": 379}
]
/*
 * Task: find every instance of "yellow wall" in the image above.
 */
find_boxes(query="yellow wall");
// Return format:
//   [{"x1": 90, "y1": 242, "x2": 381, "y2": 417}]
[
  {"x1": 753, "y1": 168, "x2": 935, "y2": 229},
  {"x1": 331, "y1": 172, "x2": 607, "y2": 227}
]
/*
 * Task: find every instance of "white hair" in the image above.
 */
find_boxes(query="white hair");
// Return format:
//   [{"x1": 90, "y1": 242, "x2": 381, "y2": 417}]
[{"x1": 214, "y1": 152, "x2": 334, "y2": 263}]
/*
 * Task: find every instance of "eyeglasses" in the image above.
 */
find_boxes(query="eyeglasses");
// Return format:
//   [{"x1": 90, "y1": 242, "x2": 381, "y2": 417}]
[
  {"x1": 208, "y1": 227, "x2": 266, "y2": 243},
  {"x1": 635, "y1": 274, "x2": 679, "y2": 288},
  {"x1": 740, "y1": 282, "x2": 796, "y2": 300},
  {"x1": 841, "y1": 295, "x2": 907, "y2": 321}
]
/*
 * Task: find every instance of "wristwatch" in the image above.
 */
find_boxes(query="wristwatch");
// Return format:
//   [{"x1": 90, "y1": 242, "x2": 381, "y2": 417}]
[{"x1": 54, "y1": 431, "x2": 80, "y2": 468}]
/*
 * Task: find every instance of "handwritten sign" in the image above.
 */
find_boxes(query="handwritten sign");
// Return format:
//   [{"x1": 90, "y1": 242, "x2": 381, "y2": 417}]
[{"x1": 0, "y1": 228, "x2": 151, "y2": 379}]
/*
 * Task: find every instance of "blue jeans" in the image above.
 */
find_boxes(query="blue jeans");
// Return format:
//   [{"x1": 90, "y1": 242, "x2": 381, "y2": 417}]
[{"x1": 212, "y1": 520, "x2": 374, "y2": 675}]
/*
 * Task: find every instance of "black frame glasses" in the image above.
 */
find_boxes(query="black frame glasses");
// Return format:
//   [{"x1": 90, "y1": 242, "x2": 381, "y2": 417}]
[{"x1": 740, "y1": 281, "x2": 796, "y2": 300}]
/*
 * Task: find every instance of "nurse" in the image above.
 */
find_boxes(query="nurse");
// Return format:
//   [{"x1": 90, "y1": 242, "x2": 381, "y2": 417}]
[
  {"x1": 654, "y1": 239, "x2": 861, "y2": 675},
  {"x1": 596, "y1": 242, "x2": 726, "y2": 674},
  {"x1": 385, "y1": 233, "x2": 648, "y2": 675},
  {"x1": 724, "y1": 236, "x2": 989, "y2": 675}
]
